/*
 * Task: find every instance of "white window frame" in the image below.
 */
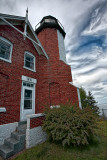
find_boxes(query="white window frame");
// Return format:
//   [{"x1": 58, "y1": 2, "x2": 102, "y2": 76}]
[
  {"x1": 24, "y1": 51, "x2": 36, "y2": 72},
  {"x1": 20, "y1": 75, "x2": 37, "y2": 121},
  {"x1": 0, "y1": 36, "x2": 13, "y2": 63}
]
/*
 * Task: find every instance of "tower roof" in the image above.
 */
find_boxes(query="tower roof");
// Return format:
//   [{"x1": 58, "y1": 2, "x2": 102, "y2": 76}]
[{"x1": 35, "y1": 15, "x2": 66, "y2": 37}]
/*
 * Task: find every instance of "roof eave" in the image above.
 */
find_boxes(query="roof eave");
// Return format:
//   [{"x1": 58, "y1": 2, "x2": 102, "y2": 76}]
[{"x1": 0, "y1": 13, "x2": 49, "y2": 59}]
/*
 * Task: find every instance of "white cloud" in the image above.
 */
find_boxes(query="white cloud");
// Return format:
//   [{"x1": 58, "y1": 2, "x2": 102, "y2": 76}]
[{"x1": 82, "y1": 0, "x2": 107, "y2": 36}]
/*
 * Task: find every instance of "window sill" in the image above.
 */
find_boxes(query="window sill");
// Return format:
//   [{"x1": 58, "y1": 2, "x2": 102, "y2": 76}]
[
  {"x1": 0, "y1": 57, "x2": 11, "y2": 63},
  {"x1": 0, "y1": 107, "x2": 6, "y2": 113},
  {"x1": 23, "y1": 66, "x2": 36, "y2": 72}
]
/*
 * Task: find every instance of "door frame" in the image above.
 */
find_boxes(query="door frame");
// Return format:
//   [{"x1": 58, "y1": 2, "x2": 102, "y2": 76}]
[{"x1": 20, "y1": 75, "x2": 37, "y2": 121}]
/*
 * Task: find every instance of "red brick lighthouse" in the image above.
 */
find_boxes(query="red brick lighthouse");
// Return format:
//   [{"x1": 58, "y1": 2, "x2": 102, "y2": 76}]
[{"x1": 35, "y1": 15, "x2": 80, "y2": 109}]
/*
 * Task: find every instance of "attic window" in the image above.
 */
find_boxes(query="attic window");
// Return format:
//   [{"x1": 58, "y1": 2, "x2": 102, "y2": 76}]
[
  {"x1": 24, "y1": 51, "x2": 36, "y2": 72},
  {"x1": 0, "y1": 36, "x2": 13, "y2": 63}
]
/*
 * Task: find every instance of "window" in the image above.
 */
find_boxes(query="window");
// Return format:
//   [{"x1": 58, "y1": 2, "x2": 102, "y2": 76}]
[
  {"x1": 44, "y1": 18, "x2": 55, "y2": 23},
  {"x1": 24, "y1": 89, "x2": 32, "y2": 109},
  {"x1": 24, "y1": 52, "x2": 35, "y2": 72},
  {"x1": 0, "y1": 36, "x2": 13, "y2": 63},
  {"x1": 23, "y1": 82, "x2": 34, "y2": 88}
]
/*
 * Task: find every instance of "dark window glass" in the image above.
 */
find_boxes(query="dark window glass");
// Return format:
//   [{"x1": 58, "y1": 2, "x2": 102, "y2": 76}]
[
  {"x1": 0, "y1": 39, "x2": 11, "y2": 60},
  {"x1": 24, "y1": 89, "x2": 32, "y2": 99},
  {"x1": 30, "y1": 84, "x2": 34, "y2": 87},
  {"x1": 24, "y1": 100, "x2": 32, "y2": 109},
  {"x1": 23, "y1": 82, "x2": 26, "y2": 86},
  {"x1": 25, "y1": 53, "x2": 34, "y2": 70},
  {"x1": 27, "y1": 83, "x2": 31, "y2": 87},
  {"x1": 23, "y1": 82, "x2": 34, "y2": 88},
  {"x1": 24, "y1": 89, "x2": 32, "y2": 109}
]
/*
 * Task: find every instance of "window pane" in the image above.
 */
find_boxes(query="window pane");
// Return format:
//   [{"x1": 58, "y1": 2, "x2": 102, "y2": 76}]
[
  {"x1": 30, "y1": 62, "x2": 34, "y2": 69},
  {"x1": 25, "y1": 60, "x2": 34, "y2": 69},
  {"x1": 25, "y1": 60, "x2": 31, "y2": 68},
  {"x1": 0, "y1": 39, "x2": 11, "y2": 60},
  {"x1": 24, "y1": 89, "x2": 32, "y2": 99},
  {"x1": 27, "y1": 83, "x2": 30, "y2": 87},
  {"x1": 25, "y1": 53, "x2": 34, "y2": 70},
  {"x1": 24, "y1": 89, "x2": 32, "y2": 109},
  {"x1": 23, "y1": 82, "x2": 34, "y2": 88},
  {"x1": 23, "y1": 82, "x2": 26, "y2": 86},
  {"x1": 26, "y1": 55, "x2": 34, "y2": 62},
  {"x1": 24, "y1": 100, "x2": 32, "y2": 109},
  {"x1": 30, "y1": 84, "x2": 34, "y2": 87},
  {"x1": 0, "y1": 49, "x2": 5, "y2": 58}
]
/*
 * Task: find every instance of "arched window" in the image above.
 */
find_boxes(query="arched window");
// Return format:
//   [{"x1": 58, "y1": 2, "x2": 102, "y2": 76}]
[
  {"x1": 24, "y1": 51, "x2": 36, "y2": 72},
  {"x1": 0, "y1": 36, "x2": 13, "y2": 63}
]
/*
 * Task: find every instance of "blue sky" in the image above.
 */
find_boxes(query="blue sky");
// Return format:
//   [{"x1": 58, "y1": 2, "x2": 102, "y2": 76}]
[{"x1": 0, "y1": 0, "x2": 107, "y2": 109}]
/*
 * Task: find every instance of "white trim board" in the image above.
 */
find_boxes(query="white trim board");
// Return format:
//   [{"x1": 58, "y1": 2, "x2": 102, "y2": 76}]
[
  {"x1": 22, "y1": 75, "x2": 37, "y2": 84},
  {"x1": 0, "y1": 107, "x2": 6, "y2": 112}
]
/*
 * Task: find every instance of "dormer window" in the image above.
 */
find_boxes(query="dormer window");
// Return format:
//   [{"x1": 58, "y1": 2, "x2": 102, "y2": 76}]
[
  {"x1": 24, "y1": 51, "x2": 35, "y2": 72},
  {"x1": 0, "y1": 36, "x2": 13, "y2": 63}
]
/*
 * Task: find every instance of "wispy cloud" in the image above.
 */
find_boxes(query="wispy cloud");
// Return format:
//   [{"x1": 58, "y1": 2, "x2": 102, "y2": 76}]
[{"x1": 66, "y1": 0, "x2": 107, "y2": 106}]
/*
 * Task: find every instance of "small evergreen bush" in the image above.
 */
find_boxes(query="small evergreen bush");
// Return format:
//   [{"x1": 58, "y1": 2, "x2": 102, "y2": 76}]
[{"x1": 42, "y1": 103, "x2": 97, "y2": 147}]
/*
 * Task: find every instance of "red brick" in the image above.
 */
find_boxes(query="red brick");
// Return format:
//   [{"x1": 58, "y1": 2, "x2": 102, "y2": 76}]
[{"x1": 0, "y1": 25, "x2": 79, "y2": 125}]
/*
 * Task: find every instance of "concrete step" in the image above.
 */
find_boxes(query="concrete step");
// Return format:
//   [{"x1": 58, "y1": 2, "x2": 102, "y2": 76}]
[
  {"x1": 16, "y1": 124, "x2": 27, "y2": 134},
  {"x1": 18, "y1": 121, "x2": 27, "y2": 126},
  {"x1": 0, "y1": 144, "x2": 13, "y2": 159},
  {"x1": 11, "y1": 132, "x2": 25, "y2": 154},
  {"x1": 0, "y1": 132, "x2": 25, "y2": 159},
  {"x1": 4, "y1": 137, "x2": 19, "y2": 150},
  {"x1": 11, "y1": 131, "x2": 25, "y2": 141},
  {"x1": 0, "y1": 123, "x2": 26, "y2": 159}
]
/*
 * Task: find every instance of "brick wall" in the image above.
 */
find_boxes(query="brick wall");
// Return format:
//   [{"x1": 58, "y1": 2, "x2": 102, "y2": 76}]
[
  {"x1": 37, "y1": 27, "x2": 79, "y2": 106},
  {"x1": 0, "y1": 25, "x2": 79, "y2": 125},
  {"x1": 0, "y1": 25, "x2": 39, "y2": 124},
  {"x1": 30, "y1": 116, "x2": 45, "y2": 129}
]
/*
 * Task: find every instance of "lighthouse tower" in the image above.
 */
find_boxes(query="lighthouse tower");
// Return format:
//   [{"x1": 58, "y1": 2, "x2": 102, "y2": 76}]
[
  {"x1": 35, "y1": 15, "x2": 66, "y2": 63},
  {"x1": 35, "y1": 16, "x2": 79, "y2": 108}
]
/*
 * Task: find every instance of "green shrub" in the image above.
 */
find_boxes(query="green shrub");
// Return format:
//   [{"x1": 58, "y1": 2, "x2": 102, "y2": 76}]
[{"x1": 42, "y1": 103, "x2": 97, "y2": 147}]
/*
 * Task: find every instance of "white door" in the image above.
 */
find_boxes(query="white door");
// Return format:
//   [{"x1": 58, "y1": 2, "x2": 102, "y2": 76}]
[{"x1": 20, "y1": 81, "x2": 35, "y2": 121}]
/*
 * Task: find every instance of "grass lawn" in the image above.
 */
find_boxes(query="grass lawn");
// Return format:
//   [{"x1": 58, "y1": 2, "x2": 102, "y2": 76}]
[{"x1": 13, "y1": 120, "x2": 107, "y2": 160}]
